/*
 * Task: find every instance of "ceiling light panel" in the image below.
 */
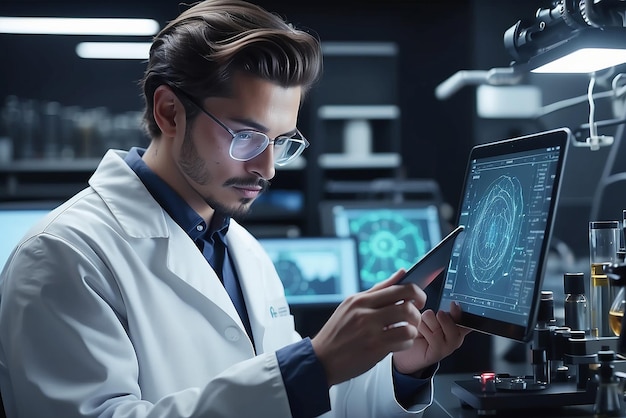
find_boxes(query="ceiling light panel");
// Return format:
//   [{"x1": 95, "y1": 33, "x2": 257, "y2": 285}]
[{"x1": 0, "y1": 17, "x2": 159, "y2": 36}]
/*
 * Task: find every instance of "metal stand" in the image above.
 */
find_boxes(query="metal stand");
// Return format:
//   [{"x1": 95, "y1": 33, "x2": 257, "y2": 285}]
[{"x1": 450, "y1": 335, "x2": 620, "y2": 415}]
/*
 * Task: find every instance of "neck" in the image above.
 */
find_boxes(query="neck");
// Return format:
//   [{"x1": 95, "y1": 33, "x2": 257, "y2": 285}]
[{"x1": 142, "y1": 140, "x2": 216, "y2": 223}]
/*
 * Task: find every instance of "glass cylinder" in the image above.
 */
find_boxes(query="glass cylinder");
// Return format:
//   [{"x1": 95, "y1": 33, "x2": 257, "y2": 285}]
[{"x1": 589, "y1": 221, "x2": 620, "y2": 337}]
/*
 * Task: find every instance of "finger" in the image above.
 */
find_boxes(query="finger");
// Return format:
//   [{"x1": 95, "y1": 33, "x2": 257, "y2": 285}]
[
  {"x1": 368, "y1": 269, "x2": 406, "y2": 292},
  {"x1": 446, "y1": 301, "x2": 472, "y2": 337},
  {"x1": 418, "y1": 309, "x2": 441, "y2": 338},
  {"x1": 361, "y1": 282, "x2": 426, "y2": 311},
  {"x1": 436, "y1": 310, "x2": 461, "y2": 336},
  {"x1": 382, "y1": 319, "x2": 419, "y2": 352},
  {"x1": 435, "y1": 310, "x2": 472, "y2": 342},
  {"x1": 373, "y1": 297, "x2": 422, "y2": 332},
  {"x1": 449, "y1": 300, "x2": 463, "y2": 322}
]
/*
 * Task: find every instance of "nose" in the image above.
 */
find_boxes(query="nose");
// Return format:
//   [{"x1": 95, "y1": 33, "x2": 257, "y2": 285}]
[{"x1": 246, "y1": 143, "x2": 276, "y2": 180}]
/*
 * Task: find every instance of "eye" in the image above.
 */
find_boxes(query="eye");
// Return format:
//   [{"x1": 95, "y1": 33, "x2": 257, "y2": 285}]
[
  {"x1": 274, "y1": 137, "x2": 288, "y2": 146},
  {"x1": 236, "y1": 132, "x2": 256, "y2": 141}
]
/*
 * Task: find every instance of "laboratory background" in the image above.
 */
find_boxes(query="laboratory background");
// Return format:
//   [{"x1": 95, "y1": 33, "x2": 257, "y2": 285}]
[{"x1": 2, "y1": 0, "x2": 626, "y2": 416}]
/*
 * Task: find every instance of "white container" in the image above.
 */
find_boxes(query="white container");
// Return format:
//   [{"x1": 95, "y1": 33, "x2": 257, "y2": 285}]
[{"x1": 343, "y1": 119, "x2": 372, "y2": 157}]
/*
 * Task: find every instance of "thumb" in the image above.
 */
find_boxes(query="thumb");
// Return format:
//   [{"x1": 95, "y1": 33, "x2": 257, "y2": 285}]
[{"x1": 449, "y1": 301, "x2": 472, "y2": 336}]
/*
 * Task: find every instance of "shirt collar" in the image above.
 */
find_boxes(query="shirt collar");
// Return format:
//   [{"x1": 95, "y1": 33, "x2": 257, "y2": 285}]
[{"x1": 124, "y1": 147, "x2": 230, "y2": 240}]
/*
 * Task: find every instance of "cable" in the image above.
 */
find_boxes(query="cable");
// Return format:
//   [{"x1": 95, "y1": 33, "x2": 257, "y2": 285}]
[
  {"x1": 589, "y1": 74, "x2": 598, "y2": 145},
  {"x1": 580, "y1": 74, "x2": 614, "y2": 150}
]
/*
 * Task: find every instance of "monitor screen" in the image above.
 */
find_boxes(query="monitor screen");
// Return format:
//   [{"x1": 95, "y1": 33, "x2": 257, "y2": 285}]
[
  {"x1": 320, "y1": 201, "x2": 443, "y2": 291},
  {"x1": 258, "y1": 236, "x2": 360, "y2": 306},
  {"x1": 0, "y1": 201, "x2": 57, "y2": 270},
  {"x1": 438, "y1": 128, "x2": 570, "y2": 342}
]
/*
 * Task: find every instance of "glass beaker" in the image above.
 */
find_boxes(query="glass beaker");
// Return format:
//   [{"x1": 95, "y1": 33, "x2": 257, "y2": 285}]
[{"x1": 609, "y1": 287, "x2": 625, "y2": 336}]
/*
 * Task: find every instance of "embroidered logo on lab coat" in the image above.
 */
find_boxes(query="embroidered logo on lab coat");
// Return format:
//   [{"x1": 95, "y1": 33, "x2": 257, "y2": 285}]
[{"x1": 269, "y1": 305, "x2": 289, "y2": 318}]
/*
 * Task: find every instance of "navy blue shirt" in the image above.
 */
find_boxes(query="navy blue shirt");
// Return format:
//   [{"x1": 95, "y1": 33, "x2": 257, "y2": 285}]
[{"x1": 124, "y1": 147, "x2": 429, "y2": 417}]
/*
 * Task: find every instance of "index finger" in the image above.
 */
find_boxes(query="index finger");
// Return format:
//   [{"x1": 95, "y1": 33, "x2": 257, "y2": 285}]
[
  {"x1": 367, "y1": 269, "x2": 406, "y2": 292},
  {"x1": 365, "y1": 280, "x2": 427, "y2": 310}
]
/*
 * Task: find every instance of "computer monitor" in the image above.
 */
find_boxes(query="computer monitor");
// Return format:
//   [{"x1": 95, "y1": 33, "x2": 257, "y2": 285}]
[
  {"x1": 320, "y1": 200, "x2": 443, "y2": 291},
  {"x1": 0, "y1": 201, "x2": 57, "y2": 270},
  {"x1": 438, "y1": 128, "x2": 570, "y2": 342},
  {"x1": 258, "y1": 236, "x2": 360, "y2": 306}
]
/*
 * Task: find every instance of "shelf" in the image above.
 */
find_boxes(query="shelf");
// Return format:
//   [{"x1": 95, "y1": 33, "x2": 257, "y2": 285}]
[
  {"x1": 321, "y1": 42, "x2": 398, "y2": 56},
  {"x1": 324, "y1": 178, "x2": 442, "y2": 201},
  {"x1": 0, "y1": 158, "x2": 100, "y2": 173},
  {"x1": 318, "y1": 153, "x2": 401, "y2": 169},
  {"x1": 317, "y1": 105, "x2": 399, "y2": 120}
]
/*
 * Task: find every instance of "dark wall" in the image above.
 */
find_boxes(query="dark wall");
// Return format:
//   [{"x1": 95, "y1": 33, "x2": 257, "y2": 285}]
[{"x1": 0, "y1": 0, "x2": 475, "y2": 212}]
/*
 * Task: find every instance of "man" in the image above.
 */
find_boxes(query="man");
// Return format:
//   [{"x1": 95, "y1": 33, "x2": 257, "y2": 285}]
[{"x1": 0, "y1": 1, "x2": 470, "y2": 417}]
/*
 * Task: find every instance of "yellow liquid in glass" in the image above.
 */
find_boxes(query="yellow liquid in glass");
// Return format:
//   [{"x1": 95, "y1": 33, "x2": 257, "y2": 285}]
[{"x1": 609, "y1": 310, "x2": 623, "y2": 336}]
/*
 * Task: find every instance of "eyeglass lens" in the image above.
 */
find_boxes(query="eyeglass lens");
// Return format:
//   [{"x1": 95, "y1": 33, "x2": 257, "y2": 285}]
[{"x1": 230, "y1": 132, "x2": 304, "y2": 164}]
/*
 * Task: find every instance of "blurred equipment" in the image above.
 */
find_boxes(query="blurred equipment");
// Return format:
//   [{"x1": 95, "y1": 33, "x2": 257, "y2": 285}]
[
  {"x1": 504, "y1": 0, "x2": 626, "y2": 74},
  {"x1": 319, "y1": 200, "x2": 443, "y2": 291},
  {"x1": 504, "y1": 0, "x2": 626, "y2": 150},
  {"x1": 434, "y1": 67, "x2": 524, "y2": 101},
  {"x1": 436, "y1": 1, "x2": 626, "y2": 150},
  {"x1": 257, "y1": 237, "x2": 360, "y2": 306},
  {"x1": 0, "y1": 201, "x2": 57, "y2": 269}
]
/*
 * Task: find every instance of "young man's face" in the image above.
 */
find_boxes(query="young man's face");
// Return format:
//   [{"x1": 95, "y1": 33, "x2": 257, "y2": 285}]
[{"x1": 176, "y1": 72, "x2": 302, "y2": 219}]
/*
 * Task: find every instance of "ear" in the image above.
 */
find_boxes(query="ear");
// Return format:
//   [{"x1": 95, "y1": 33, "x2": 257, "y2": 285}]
[{"x1": 153, "y1": 85, "x2": 183, "y2": 138}]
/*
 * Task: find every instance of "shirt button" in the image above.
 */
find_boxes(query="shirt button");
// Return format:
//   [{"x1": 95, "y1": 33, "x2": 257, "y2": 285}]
[
  {"x1": 196, "y1": 224, "x2": 204, "y2": 232},
  {"x1": 225, "y1": 327, "x2": 240, "y2": 342}
]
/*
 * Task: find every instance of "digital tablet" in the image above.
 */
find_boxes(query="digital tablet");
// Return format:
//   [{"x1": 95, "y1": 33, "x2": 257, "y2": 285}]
[
  {"x1": 399, "y1": 225, "x2": 465, "y2": 289},
  {"x1": 437, "y1": 128, "x2": 570, "y2": 342}
]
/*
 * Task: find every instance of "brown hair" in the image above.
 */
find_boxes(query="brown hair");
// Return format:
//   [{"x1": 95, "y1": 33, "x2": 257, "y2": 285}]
[{"x1": 140, "y1": 0, "x2": 323, "y2": 138}]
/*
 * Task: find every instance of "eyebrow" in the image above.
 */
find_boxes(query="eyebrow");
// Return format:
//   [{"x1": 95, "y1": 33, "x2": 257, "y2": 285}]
[{"x1": 230, "y1": 117, "x2": 298, "y2": 138}]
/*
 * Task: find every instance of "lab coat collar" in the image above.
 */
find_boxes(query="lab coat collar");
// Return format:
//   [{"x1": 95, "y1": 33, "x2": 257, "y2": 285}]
[
  {"x1": 88, "y1": 150, "x2": 265, "y2": 352},
  {"x1": 89, "y1": 149, "x2": 171, "y2": 239}
]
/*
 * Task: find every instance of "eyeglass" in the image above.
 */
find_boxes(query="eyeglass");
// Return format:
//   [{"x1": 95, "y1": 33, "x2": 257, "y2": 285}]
[{"x1": 171, "y1": 86, "x2": 309, "y2": 166}]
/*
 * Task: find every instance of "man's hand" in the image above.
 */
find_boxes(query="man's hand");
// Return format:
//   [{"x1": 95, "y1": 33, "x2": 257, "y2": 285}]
[
  {"x1": 392, "y1": 300, "x2": 471, "y2": 376},
  {"x1": 311, "y1": 270, "x2": 427, "y2": 386},
  {"x1": 311, "y1": 269, "x2": 471, "y2": 386}
]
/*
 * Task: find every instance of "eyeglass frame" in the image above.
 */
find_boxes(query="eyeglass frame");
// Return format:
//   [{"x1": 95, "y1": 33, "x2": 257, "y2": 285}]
[{"x1": 167, "y1": 84, "x2": 309, "y2": 166}]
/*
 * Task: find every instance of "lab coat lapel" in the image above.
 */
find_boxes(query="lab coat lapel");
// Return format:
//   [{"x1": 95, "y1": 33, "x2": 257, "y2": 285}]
[
  {"x1": 164, "y1": 226, "x2": 247, "y2": 332},
  {"x1": 226, "y1": 229, "x2": 267, "y2": 347},
  {"x1": 90, "y1": 150, "x2": 247, "y2": 333},
  {"x1": 226, "y1": 223, "x2": 297, "y2": 353}
]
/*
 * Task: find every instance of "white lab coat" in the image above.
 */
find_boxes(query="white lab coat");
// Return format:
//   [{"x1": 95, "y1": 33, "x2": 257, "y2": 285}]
[{"x1": 0, "y1": 150, "x2": 432, "y2": 417}]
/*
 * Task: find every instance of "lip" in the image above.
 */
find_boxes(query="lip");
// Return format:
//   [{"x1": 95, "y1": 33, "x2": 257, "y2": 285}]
[{"x1": 233, "y1": 185, "x2": 262, "y2": 199}]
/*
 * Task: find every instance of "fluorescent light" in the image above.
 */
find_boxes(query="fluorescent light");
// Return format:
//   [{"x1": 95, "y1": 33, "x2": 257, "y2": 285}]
[
  {"x1": 0, "y1": 17, "x2": 159, "y2": 36},
  {"x1": 76, "y1": 42, "x2": 151, "y2": 59},
  {"x1": 531, "y1": 48, "x2": 626, "y2": 73}
]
